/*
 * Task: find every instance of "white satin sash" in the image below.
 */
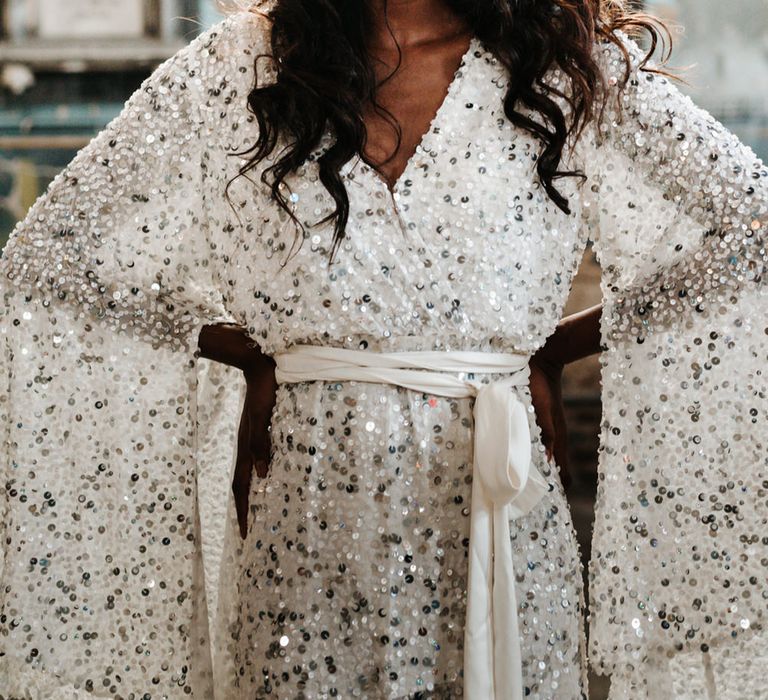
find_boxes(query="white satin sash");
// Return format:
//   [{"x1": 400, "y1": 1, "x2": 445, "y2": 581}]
[{"x1": 273, "y1": 345, "x2": 550, "y2": 699}]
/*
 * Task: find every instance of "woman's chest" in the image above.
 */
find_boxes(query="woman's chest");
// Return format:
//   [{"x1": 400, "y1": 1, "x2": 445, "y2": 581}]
[{"x1": 203, "y1": 45, "x2": 590, "y2": 353}]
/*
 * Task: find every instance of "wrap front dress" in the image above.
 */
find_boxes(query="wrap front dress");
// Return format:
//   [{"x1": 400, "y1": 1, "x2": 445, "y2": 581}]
[{"x1": 1, "y1": 8, "x2": 766, "y2": 700}]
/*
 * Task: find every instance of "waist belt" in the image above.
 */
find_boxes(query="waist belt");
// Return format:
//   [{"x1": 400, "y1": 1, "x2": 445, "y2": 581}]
[{"x1": 273, "y1": 344, "x2": 550, "y2": 700}]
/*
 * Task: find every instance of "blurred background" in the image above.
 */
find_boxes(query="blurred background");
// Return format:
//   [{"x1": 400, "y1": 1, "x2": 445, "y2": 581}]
[
  {"x1": 0, "y1": 1, "x2": 766, "y2": 697},
  {"x1": 0, "y1": 0, "x2": 225, "y2": 239}
]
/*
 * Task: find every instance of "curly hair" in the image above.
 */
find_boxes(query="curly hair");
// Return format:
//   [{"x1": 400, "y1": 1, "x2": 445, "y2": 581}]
[{"x1": 223, "y1": 0, "x2": 673, "y2": 261}]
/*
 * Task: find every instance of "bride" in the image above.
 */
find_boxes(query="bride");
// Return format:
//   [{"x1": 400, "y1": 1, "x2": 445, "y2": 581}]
[{"x1": 1, "y1": 1, "x2": 766, "y2": 698}]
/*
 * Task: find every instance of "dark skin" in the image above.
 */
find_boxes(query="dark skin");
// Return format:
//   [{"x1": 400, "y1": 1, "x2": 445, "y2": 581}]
[
  {"x1": 196, "y1": 324, "x2": 277, "y2": 539},
  {"x1": 361, "y1": 0, "x2": 476, "y2": 189},
  {"x1": 197, "y1": 0, "x2": 604, "y2": 540}
]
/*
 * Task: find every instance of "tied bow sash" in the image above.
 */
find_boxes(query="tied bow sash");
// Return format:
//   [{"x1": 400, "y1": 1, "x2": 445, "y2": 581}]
[{"x1": 273, "y1": 345, "x2": 550, "y2": 699}]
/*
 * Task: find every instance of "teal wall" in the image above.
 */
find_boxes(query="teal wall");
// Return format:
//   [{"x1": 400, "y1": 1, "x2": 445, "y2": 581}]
[{"x1": 0, "y1": 1, "x2": 222, "y2": 248}]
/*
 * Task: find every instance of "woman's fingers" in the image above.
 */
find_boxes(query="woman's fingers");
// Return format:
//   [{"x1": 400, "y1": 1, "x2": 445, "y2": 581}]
[
  {"x1": 529, "y1": 364, "x2": 555, "y2": 456},
  {"x1": 529, "y1": 357, "x2": 572, "y2": 489},
  {"x1": 539, "y1": 412, "x2": 556, "y2": 463},
  {"x1": 233, "y1": 367, "x2": 279, "y2": 539},
  {"x1": 254, "y1": 458, "x2": 270, "y2": 479},
  {"x1": 233, "y1": 406, "x2": 254, "y2": 540}
]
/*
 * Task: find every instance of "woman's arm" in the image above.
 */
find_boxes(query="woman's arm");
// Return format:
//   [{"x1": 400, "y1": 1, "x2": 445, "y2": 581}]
[
  {"x1": 0, "y1": 17, "x2": 266, "y2": 685},
  {"x1": 198, "y1": 323, "x2": 261, "y2": 370},
  {"x1": 528, "y1": 303, "x2": 602, "y2": 486},
  {"x1": 587, "y1": 32, "x2": 767, "y2": 343},
  {"x1": 536, "y1": 303, "x2": 603, "y2": 367},
  {"x1": 198, "y1": 324, "x2": 277, "y2": 539}
]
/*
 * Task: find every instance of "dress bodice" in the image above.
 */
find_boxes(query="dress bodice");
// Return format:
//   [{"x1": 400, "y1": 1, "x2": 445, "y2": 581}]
[{"x1": 202, "y1": 23, "x2": 590, "y2": 356}]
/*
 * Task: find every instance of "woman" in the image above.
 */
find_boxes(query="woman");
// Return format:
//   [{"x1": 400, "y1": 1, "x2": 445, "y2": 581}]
[{"x1": 1, "y1": 1, "x2": 765, "y2": 699}]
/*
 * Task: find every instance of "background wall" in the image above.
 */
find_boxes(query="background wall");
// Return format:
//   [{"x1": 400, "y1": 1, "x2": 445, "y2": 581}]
[{"x1": 0, "y1": 0, "x2": 223, "y2": 242}]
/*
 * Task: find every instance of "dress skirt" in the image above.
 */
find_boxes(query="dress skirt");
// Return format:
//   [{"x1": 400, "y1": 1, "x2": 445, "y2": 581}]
[{"x1": 219, "y1": 374, "x2": 587, "y2": 699}]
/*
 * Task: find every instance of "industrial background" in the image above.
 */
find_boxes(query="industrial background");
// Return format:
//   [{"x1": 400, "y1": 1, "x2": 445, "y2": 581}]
[{"x1": 1, "y1": 1, "x2": 767, "y2": 697}]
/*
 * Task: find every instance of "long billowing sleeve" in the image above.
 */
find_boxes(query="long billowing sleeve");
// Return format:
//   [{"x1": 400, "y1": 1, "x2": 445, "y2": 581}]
[
  {"x1": 582, "y1": 31, "x2": 768, "y2": 699},
  {"x1": 0, "y1": 20, "x2": 247, "y2": 697}
]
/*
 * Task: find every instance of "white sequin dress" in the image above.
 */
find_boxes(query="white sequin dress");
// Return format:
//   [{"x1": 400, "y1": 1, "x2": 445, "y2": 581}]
[{"x1": 0, "y1": 9, "x2": 766, "y2": 700}]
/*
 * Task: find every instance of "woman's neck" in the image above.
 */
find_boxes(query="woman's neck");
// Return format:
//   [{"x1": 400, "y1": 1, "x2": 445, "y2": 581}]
[{"x1": 367, "y1": 0, "x2": 468, "y2": 49}]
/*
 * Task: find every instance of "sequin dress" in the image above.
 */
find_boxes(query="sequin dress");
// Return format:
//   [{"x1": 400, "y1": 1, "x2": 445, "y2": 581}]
[{"x1": 1, "y1": 9, "x2": 766, "y2": 700}]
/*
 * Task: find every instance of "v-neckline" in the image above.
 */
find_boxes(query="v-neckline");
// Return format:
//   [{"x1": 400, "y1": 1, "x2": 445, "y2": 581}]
[{"x1": 350, "y1": 34, "x2": 481, "y2": 197}]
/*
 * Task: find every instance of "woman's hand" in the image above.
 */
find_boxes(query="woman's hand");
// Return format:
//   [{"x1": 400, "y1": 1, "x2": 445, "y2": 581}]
[
  {"x1": 529, "y1": 349, "x2": 571, "y2": 489},
  {"x1": 198, "y1": 324, "x2": 278, "y2": 539},
  {"x1": 529, "y1": 303, "x2": 603, "y2": 491},
  {"x1": 232, "y1": 357, "x2": 278, "y2": 539}
]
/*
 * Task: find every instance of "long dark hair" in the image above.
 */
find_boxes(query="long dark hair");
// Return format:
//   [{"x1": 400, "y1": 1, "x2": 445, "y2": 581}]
[{"x1": 225, "y1": 0, "x2": 673, "y2": 261}]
